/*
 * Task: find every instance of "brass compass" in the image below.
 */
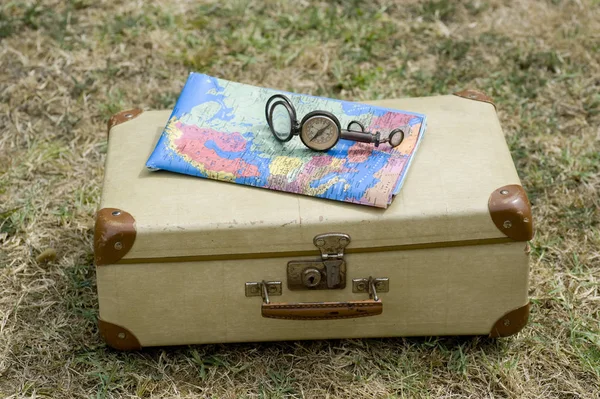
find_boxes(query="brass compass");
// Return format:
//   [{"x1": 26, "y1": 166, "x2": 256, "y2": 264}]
[{"x1": 266, "y1": 94, "x2": 405, "y2": 152}]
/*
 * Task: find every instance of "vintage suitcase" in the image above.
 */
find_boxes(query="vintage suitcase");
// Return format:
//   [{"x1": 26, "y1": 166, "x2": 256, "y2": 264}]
[{"x1": 95, "y1": 90, "x2": 533, "y2": 350}]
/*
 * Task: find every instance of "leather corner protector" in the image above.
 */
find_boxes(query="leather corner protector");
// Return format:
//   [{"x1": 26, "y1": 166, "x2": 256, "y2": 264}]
[
  {"x1": 489, "y1": 303, "x2": 530, "y2": 338},
  {"x1": 94, "y1": 208, "x2": 136, "y2": 266},
  {"x1": 454, "y1": 89, "x2": 495, "y2": 108},
  {"x1": 488, "y1": 185, "x2": 533, "y2": 241},
  {"x1": 98, "y1": 319, "x2": 142, "y2": 350},
  {"x1": 107, "y1": 108, "x2": 143, "y2": 137}
]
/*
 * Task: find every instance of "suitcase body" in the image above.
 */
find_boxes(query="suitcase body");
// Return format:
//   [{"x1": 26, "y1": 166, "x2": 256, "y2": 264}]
[{"x1": 95, "y1": 90, "x2": 532, "y2": 350}]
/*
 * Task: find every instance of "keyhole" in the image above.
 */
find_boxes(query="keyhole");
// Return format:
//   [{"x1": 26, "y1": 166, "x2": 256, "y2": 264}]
[{"x1": 302, "y1": 267, "x2": 322, "y2": 288}]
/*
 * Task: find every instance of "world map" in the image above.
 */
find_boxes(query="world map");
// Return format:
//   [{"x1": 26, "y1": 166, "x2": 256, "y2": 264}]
[{"x1": 146, "y1": 73, "x2": 426, "y2": 208}]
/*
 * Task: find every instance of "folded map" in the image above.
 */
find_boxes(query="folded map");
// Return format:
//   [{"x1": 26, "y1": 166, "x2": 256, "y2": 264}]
[{"x1": 146, "y1": 73, "x2": 427, "y2": 208}]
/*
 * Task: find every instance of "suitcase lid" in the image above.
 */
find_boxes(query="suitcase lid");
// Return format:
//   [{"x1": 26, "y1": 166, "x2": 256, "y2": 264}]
[{"x1": 96, "y1": 92, "x2": 532, "y2": 264}]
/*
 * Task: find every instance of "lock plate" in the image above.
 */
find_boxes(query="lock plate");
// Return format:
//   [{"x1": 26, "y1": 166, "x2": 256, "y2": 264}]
[
  {"x1": 287, "y1": 260, "x2": 346, "y2": 290},
  {"x1": 287, "y1": 233, "x2": 350, "y2": 290}
]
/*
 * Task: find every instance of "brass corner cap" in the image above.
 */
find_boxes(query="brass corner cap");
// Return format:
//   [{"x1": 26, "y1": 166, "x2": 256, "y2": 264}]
[
  {"x1": 94, "y1": 208, "x2": 136, "y2": 266},
  {"x1": 488, "y1": 185, "x2": 534, "y2": 241},
  {"x1": 453, "y1": 89, "x2": 495, "y2": 108},
  {"x1": 489, "y1": 303, "x2": 530, "y2": 338},
  {"x1": 107, "y1": 108, "x2": 143, "y2": 136},
  {"x1": 98, "y1": 319, "x2": 142, "y2": 350}
]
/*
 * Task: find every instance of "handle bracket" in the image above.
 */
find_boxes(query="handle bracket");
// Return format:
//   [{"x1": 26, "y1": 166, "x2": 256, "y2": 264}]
[{"x1": 245, "y1": 281, "x2": 282, "y2": 301}]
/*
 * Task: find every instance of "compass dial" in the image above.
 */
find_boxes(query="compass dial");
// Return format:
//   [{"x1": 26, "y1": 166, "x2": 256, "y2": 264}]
[{"x1": 300, "y1": 115, "x2": 340, "y2": 151}]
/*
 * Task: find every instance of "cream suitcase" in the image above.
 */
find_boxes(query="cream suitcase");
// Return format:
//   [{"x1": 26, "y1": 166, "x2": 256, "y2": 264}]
[{"x1": 95, "y1": 90, "x2": 533, "y2": 350}]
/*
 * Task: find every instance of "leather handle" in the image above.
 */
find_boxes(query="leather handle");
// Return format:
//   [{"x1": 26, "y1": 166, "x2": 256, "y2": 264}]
[{"x1": 261, "y1": 299, "x2": 382, "y2": 320}]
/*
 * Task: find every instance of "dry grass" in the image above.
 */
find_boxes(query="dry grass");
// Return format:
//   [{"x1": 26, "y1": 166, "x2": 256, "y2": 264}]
[{"x1": 1, "y1": 0, "x2": 599, "y2": 397}]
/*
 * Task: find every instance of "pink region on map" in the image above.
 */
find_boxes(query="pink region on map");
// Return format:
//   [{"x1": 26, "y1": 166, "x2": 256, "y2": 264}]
[
  {"x1": 347, "y1": 143, "x2": 373, "y2": 163},
  {"x1": 174, "y1": 122, "x2": 260, "y2": 177},
  {"x1": 367, "y1": 112, "x2": 415, "y2": 131},
  {"x1": 305, "y1": 154, "x2": 334, "y2": 168}
]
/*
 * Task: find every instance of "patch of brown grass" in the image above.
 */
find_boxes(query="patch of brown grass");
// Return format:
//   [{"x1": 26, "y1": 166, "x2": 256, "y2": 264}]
[{"x1": 1, "y1": 0, "x2": 599, "y2": 397}]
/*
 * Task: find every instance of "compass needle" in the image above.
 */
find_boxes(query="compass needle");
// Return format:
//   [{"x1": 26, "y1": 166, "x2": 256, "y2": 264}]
[{"x1": 310, "y1": 125, "x2": 329, "y2": 141}]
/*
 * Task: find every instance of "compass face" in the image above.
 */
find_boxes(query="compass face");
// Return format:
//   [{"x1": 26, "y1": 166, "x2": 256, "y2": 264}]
[{"x1": 300, "y1": 115, "x2": 340, "y2": 151}]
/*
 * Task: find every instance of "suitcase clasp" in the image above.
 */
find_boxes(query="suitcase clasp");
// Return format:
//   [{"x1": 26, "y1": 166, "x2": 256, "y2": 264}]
[{"x1": 287, "y1": 233, "x2": 350, "y2": 290}]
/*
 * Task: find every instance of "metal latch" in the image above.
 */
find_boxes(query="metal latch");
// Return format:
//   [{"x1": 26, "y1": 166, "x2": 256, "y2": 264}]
[{"x1": 287, "y1": 233, "x2": 350, "y2": 290}]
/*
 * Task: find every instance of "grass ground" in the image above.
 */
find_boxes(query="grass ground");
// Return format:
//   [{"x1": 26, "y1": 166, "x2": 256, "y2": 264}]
[{"x1": 0, "y1": 0, "x2": 599, "y2": 397}]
